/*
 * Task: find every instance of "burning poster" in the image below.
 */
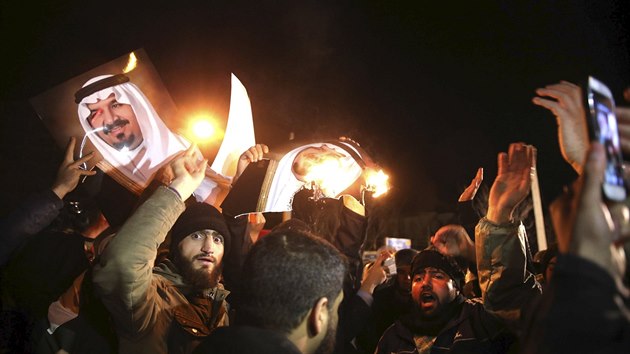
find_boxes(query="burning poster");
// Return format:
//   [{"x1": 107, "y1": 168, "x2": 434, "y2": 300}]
[{"x1": 221, "y1": 138, "x2": 389, "y2": 216}]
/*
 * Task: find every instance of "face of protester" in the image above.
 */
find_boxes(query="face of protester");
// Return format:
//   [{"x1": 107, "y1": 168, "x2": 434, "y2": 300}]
[
  {"x1": 411, "y1": 267, "x2": 458, "y2": 318},
  {"x1": 86, "y1": 93, "x2": 143, "y2": 150},
  {"x1": 177, "y1": 229, "x2": 225, "y2": 289},
  {"x1": 313, "y1": 291, "x2": 343, "y2": 354},
  {"x1": 396, "y1": 264, "x2": 413, "y2": 294}
]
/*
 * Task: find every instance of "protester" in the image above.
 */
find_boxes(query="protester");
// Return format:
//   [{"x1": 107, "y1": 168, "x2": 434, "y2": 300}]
[
  {"x1": 0, "y1": 137, "x2": 96, "y2": 267},
  {"x1": 356, "y1": 248, "x2": 419, "y2": 353},
  {"x1": 375, "y1": 143, "x2": 542, "y2": 353},
  {"x1": 194, "y1": 226, "x2": 347, "y2": 354},
  {"x1": 0, "y1": 138, "x2": 100, "y2": 353},
  {"x1": 91, "y1": 146, "x2": 230, "y2": 354},
  {"x1": 523, "y1": 142, "x2": 630, "y2": 353}
]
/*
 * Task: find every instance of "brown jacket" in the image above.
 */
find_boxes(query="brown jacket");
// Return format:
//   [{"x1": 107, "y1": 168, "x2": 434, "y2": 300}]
[{"x1": 92, "y1": 187, "x2": 229, "y2": 354}]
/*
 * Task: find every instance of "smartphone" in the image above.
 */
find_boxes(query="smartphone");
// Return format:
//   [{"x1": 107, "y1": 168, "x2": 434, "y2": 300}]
[
  {"x1": 382, "y1": 257, "x2": 397, "y2": 277},
  {"x1": 585, "y1": 76, "x2": 627, "y2": 201},
  {"x1": 384, "y1": 237, "x2": 412, "y2": 251}
]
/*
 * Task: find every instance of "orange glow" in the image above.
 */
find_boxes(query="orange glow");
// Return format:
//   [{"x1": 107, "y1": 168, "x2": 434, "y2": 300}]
[
  {"x1": 364, "y1": 169, "x2": 390, "y2": 198},
  {"x1": 302, "y1": 156, "x2": 359, "y2": 197},
  {"x1": 187, "y1": 113, "x2": 222, "y2": 143},
  {"x1": 122, "y1": 52, "x2": 138, "y2": 73}
]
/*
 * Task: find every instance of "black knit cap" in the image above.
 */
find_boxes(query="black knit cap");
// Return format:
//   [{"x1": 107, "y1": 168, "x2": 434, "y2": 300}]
[
  {"x1": 411, "y1": 248, "x2": 467, "y2": 290},
  {"x1": 169, "y1": 201, "x2": 231, "y2": 255}
]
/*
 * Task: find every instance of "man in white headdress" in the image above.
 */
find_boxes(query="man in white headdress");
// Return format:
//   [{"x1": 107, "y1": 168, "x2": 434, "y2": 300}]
[{"x1": 75, "y1": 74, "x2": 219, "y2": 201}]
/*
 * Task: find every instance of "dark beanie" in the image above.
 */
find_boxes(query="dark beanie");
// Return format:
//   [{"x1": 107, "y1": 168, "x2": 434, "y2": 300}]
[
  {"x1": 411, "y1": 248, "x2": 466, "y2": 290},
  {"x1": 170, "y1": 201, "x2": 231, "y2": 255}
]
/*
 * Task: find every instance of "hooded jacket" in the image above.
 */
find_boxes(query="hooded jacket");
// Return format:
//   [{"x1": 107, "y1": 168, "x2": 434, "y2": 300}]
[{"x1": 92, "y1": 187, "x2": 229, "y2": 354}]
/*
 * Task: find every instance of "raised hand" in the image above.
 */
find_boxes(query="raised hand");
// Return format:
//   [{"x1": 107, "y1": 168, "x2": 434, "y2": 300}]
[
  {"x1": 431, "y1": 224, "x2": 475, "y2": 262},
  {"x1": 168, "y1": 145, "x2": 208, "y2": 201},
  {"x1": 487, "y1": 143, "x2": 536, "y2": 224},
  {"x1": 533, "y1": 81, "x2": 588, "y2": 173},
  {"x1": 360, "y1": 248, "x2": 395, "y2": 294},
  {"x1": 458, "y1": 167, "x2": 483, "y2": 202},
  {"x1": 234, "y1": 144, "x2": 269, "y2": 183},
  {"x1": 549, "y1": 142, "x2": 626, "y2": 278},
  {"x1": 247, "y1": 212, "x2": 266, "y2": 244},
  {"x1": 51, "y1": 137, "x2": 97, "y2": 199}
]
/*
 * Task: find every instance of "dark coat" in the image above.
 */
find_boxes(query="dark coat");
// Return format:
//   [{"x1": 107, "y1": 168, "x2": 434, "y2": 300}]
[
  {"x1": 0, "y1": 189, "x2": 64, "y2": 267},
  {"x1": 376, "y1": 299, "x2": 512, "y2": 354},
  {"x1": 193, "y1": 326, "x2": 302, "y2": 354},
  {"x1": 522, "y1": 254, "x2": 630, "y2": 354}
]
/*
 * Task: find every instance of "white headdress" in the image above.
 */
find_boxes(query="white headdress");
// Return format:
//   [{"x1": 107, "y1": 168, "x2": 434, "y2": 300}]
[{"x1": 76, "y1": 74, "x2": 216, "y2": 200}]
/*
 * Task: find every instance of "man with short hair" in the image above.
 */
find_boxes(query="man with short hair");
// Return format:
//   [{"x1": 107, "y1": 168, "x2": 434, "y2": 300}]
[
  {"x1": 357, "y1": 248, "x2": 419, "y2": 353},
  {"x1": 194, "y1": 227, "x2": 347, "y2": 354},
  {"x1": 376, "y1": 143, "x2": 542, "y2": 353},
  {"x1": 92, "y1": 147, "x2": 230, "y2": 354}
]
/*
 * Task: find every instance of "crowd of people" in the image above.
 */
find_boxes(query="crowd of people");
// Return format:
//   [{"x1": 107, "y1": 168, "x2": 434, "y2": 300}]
[{"x1": 1, "y1": 78, "x2": 629, "y2": 354}]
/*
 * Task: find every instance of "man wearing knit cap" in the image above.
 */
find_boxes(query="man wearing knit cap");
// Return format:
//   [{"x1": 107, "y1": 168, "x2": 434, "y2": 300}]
[
  {"x1": 376, "y1": 143, "x2": 542, "y2": 353},
  {"x1": 357, "y1": 248, "x2": 420, "y2": 353},
  {"x1": 92, "y1": 146, "x2": 230, "y2": 354}
]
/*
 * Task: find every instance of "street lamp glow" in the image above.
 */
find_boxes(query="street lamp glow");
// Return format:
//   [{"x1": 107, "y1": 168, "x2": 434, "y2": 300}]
[{"x1": 187, "y1": 115, "x2": 219, "y2": 143}]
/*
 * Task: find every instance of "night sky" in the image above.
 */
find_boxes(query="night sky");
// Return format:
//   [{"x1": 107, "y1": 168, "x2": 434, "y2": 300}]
[{"x1": 1, "y1": 1, "x2": 629, "y2": 218}]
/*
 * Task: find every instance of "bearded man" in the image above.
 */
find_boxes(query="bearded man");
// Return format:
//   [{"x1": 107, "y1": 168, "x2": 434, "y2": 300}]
[
  {"x1": 92, "y1": 147, "x2": 230, "y2": 354},
  {"x1": 194, "y1": 226, "x2": 347, "y2": 354},
  {"x1": 376, "y1": 143, "x2": 542, "y2": 353}
]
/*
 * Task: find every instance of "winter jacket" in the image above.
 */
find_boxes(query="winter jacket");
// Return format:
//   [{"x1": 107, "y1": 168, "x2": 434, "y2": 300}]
[
  {"x1": 92, "y1": 187, "x2": 229, "y2": 354},
  {"x1": 522, "y1": 254, "x2": 630, "y2": 354}
]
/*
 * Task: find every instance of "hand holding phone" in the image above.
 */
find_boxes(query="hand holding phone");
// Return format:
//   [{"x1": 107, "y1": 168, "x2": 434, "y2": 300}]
[{"x1": 585, "y1": 76, "x2": 627, "y2": 201}]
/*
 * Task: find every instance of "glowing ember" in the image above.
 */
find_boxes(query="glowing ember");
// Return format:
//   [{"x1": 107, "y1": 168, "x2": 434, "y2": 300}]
[
  {"x1": 364, "y1": 169, "x2": 390, "y2": 197},
  {"x1": 123, "y1": 52, "x2": 138, "y2": 73}
]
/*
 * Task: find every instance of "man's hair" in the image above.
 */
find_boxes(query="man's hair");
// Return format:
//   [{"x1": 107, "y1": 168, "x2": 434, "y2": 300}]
[{"x1": 238, "y1": 228, "x2": 347, "y2": 333}]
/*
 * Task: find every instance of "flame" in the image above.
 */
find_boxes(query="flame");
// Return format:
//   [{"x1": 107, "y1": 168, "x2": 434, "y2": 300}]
[
  {"x1": 123, "y1": 52, "x2": 138, "y2": 73},
  {"x1": 302, "y1": 156, "x2": 359, "y2": 197},
  {"x1": 364, "y1": 169, "x2": 390, "y2": 198}
]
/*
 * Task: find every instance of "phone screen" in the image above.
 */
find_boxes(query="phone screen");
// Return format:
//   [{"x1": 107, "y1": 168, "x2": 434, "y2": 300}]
[{"x1": 587, "y1": 77, "x2": 626, "y2": 201}]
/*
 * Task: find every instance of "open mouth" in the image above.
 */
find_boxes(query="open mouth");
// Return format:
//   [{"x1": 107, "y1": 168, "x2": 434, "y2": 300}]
[{"x1": 420, "y1": 292, "x2": 436, "y2": 304}]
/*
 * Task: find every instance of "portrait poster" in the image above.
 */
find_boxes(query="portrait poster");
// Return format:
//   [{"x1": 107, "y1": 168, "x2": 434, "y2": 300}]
[{"x1": 30, "y1": 49, "x2": 185, "y2": 196}]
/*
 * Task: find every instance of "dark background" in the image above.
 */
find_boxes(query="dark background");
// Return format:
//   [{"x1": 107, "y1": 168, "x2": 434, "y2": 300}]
[{"x1": 1, "y1": 0, "x2": 629, "y2": 217}]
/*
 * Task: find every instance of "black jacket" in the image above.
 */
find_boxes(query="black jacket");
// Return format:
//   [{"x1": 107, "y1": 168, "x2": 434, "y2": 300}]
[
  {"x1": 193, "y1": 326, "x2": 302, "y2": 354},
  {"x1": 376, "y1": 298, "x2": 512, "y2": 354},
  {"x1": 0, "y1": 189, "x2": 64, "y2": 267},
  {"x1": 522, "y1": 254, "x2": 630, "y2": 354}
]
